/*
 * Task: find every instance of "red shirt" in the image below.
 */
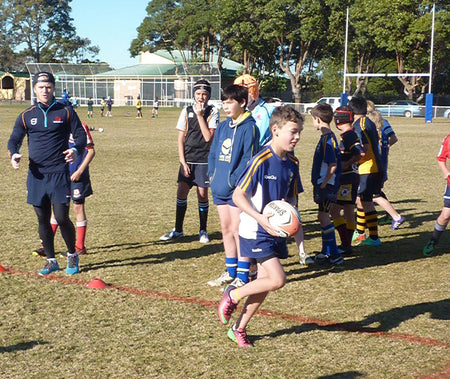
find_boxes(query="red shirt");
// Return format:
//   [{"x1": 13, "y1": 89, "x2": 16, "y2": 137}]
[{"x1": 437, "y1": 133, "x2": 450, "y2": 186}]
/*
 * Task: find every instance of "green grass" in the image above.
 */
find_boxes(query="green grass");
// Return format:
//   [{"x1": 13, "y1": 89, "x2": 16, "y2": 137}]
[{"x1": 0, "y1": 104, "x2": 449, "y2": 378}]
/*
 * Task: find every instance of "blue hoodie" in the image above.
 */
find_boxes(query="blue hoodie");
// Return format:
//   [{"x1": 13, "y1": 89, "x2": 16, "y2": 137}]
[{"x1": 208, "y1": 111, "x2": 260, "y2": 202}]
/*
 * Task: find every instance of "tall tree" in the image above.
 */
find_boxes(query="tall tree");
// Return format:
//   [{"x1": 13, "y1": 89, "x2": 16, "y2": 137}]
[{"x1": 1, "y1": 0, "x2": 98, "y2": 64}]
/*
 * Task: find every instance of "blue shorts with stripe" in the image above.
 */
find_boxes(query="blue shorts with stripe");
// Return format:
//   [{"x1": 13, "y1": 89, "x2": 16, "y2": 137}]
[
  {"x1": 27, "y1": 171, "x2": 71, "y2": 206},
  {"x1": 444, "y1": 184, "x2": 450, "y2": 208},
  {"x1": 239, "y1": 234, "x2": 288, "y2": 261}
]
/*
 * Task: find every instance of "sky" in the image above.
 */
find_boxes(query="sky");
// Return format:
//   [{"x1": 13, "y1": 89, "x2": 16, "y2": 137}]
[{"x1": 70, "y1": 0, "x2": 150, "y2": 69}]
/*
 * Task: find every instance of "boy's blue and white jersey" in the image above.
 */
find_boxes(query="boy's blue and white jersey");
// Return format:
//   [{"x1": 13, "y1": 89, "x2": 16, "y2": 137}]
[
  {"x1": 311, "y1": 132, "x2": 341, "y2": 187},
  {"x1": 236, "y1": 145, "x2": 303, "y2": 240}
]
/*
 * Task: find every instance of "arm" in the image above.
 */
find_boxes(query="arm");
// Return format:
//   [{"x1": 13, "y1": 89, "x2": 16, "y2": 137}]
[
  {"x1": 437, "y1": 160, "x2": 450, "y2": 180},
  {"x1": 229, "y1": 124, "x2": 260, "y2": 186},
  {"x1": 65, "y1": 110, "x2": 86, "y2": 163},
  {"x1": 320, "y1": 163, "x2": 337, "y2": 189},
  {"x1": 232, "y1": 186, "x2": 280, "y2": 237},
  {"x1": 177, "y1": 129, "x2": 190, "y2": 177},
  {"x1": 7, "y1": 115, "x2": 27, "y2": 169},
  {"x1": 388, "y1": 134, "x2": 398, "y2": 147},
  {"x1": 194, "y1": 104, "x2": 214, "y2": 142},
  {"x1": 71, "y1": 147, "x2": 95, "y2": 182}
]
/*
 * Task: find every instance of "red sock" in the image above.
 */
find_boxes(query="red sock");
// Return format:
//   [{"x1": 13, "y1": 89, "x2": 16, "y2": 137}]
[{"x1": 76, "y1": 220, "x2": 87, "y2": 251}]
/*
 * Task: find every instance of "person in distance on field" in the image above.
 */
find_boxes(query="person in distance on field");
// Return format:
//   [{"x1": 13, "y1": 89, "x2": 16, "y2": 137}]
[
  {"x1": 100, "y1": 97, "x2": 106, "y2": 117},
  {"x1": 106, "y1": 96, "x2": 112, "y2": 117},
  {"x1": 233, "y1": 74, "x2": 276, "y2": 147},
  {"x1": 329, "y1": 106, "x2": 364, "y2": 256},
  {"x1": 349, "y1": 97, "x2": 384, "y2": 247},
  {"x1": 152, "y1": 96, "x2": 159, "y2": 118},
  {"x1": 423, "y1": 133, "x2": 450, "y2": 256},
  {"x1": 33, "y1": 122, "x2": 96, "y2": 260},
  {"x1": 136, "y1": 95, "x2": 143, "y2": 118},
  {"x1": 310, "y1": 103, "x2": 343, "y2": 266},
  {"x1": 87, "y1": 97, "x2": 94, "y2": 119},
  {"x1": 218, "y1": 105, "x2": 305, "y2": 347},
  {"x1": 207, "y1": 85, "x2": 260, "y2": 288},
  {"x1": 366, "y1": 100, "x2": 404, "y2": 230},
  {"x1": 7, "y1": 71, "x2": 86, "y2": 275},
  {"x1": 160, "y1": 79, "x2": 219, "y2": 243}
]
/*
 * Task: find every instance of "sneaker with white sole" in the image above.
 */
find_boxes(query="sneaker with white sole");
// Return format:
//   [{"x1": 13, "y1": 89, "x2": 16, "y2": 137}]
[
  {"x1": 159, "y1": 228, "x2": 184, "y2": 241},
  {"x1": 39, "y1": 259, "x2": 60, "y2": 275},
  {"x1": 361, "y1": 237, "x2": 382, "y2": 247},
  {"x1": 207, "y1": 271, "x2": 234, "y2": 287},
  {"x1": 218, "y1": 285, "x2": 237, "y2": 325},
  {"x1": 299, "y1": 252, "x2": 314, "y2": 265},
  {"x1": 391, "y1": 216, "x2": 405, "y2": 230},
  {"x1": 66, "y1": 253, "x2": 80, "y2": 275},
  {"x1": 199, "y1": 230, "x2": 210, "y2": 243}
]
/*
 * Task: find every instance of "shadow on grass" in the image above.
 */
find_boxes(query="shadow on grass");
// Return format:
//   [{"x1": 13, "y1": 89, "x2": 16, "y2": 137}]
[
  {"x1": 254, "y1": 299, "x2": 449, "y2": 343},
  {"x1": 317, "y1": 373, "x2": 364, "y2": 379},
  {"x1": 285, "y1": 226, "x2": 448, "y2": 284},
  {"x1": 80, "y1": 231, "x2": 224, "y2": 273},
  {"x1": 0, "y1": 340, "x2": 46, "y2": 353}
]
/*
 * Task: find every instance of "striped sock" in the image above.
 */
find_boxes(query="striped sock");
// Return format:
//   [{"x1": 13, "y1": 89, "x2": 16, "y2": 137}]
[
  {"x1": 225, "y1": 257, "x2": 238, "y2": 278},
  {"x1": 237, "y1": 261, "x2": 251, "y2": 284}
]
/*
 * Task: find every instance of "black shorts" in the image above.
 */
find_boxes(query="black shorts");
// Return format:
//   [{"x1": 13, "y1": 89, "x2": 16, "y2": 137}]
[
  {"x1": 27, "y1": 171, "x2": 71, "y2": 206},
  {"x1": 178, "y1": 163, "x2": 209, "y2": 188},
  {"x1": 335, "y1": 180, "x2": 359, "y2": 205},
  {"x1": 71, "y1": 179, "x2": 93, "y2": 204},
  {"x1": 358, "y1": 172, "x2": 384, "y2": 202}
]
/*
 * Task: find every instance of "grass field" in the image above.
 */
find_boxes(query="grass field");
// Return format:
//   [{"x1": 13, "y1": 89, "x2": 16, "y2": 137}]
[{"x1": 0, "y1": 104, "x2": 449, "y2": 378}]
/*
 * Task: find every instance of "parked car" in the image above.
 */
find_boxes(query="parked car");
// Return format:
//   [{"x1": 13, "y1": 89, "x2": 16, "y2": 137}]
[
  {"x1": 304, "y1": 97, "x2": 342, "y2": 114},
  {"x1": 376, "y1": 100, "x2": 425, "y2": 118}
]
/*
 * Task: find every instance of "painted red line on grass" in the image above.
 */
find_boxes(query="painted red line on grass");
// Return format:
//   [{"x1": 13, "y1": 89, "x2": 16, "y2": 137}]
[{"x1": 4, "y1": 267, "x2": 450, "y2": 351}]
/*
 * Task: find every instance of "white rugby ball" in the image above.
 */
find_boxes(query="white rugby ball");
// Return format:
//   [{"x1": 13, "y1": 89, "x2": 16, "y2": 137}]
[
  {"x1": 98, "y1": 128, "x2": 104, "y2": 133},
  {"x1": 262, "y1": 200, "x2": 301, "y2": 238}
]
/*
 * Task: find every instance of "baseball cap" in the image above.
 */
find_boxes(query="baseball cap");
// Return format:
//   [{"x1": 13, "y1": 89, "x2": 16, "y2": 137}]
[
  {"x1": 33, "y1": 72, "x2": 55, "y2": 84},
  {"x1": 233, "y1": 74, "x2": 259, "y2": 100}
]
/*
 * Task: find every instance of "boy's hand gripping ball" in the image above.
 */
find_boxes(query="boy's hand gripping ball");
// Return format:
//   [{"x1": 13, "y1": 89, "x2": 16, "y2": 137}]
[{"x1": 262, "y1": 200, "x2": 301, "y2": 238}]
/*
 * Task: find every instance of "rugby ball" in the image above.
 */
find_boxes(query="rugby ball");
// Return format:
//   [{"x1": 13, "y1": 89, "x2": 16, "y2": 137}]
[
  {"x1": 262, "y1": 200, "x2": 301, "y2": 238},
  {"x1": 98, "y1": 128, "x2": 104, "y2": 133}
]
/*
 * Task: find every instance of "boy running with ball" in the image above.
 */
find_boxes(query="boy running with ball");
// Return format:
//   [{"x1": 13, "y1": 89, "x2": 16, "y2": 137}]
[{"x1": 218, "y1": 106, "x2": 305, "y2": 347}]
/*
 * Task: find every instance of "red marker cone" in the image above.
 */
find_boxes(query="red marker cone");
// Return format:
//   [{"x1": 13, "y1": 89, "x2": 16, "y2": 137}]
[
  {"x1": 87, "y1": 278, "x2": 107, "y2": 289},
  {"x1": 0, "y1": 265, "x2": 7, "y2": 272}
]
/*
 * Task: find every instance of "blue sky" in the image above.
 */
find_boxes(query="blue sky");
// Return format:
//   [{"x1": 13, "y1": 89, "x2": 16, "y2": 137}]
[{"x1": 71, "y1": 0, "x2": 150, "y2": 69}]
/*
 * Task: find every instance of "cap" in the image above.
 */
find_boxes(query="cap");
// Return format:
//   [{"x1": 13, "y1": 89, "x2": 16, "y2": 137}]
[
  {"x1": 334, "y1": 107, "x2": 354, "y2": 126},
  {"x1": 193, "y1": 79, "x2": 211, "y2": 97},
  {"x1": 233, "y1": 74, "x2": 259, "y2": 100},
  {"x1": 33, "y1": 72, "x2": 55, "y2": 85}
]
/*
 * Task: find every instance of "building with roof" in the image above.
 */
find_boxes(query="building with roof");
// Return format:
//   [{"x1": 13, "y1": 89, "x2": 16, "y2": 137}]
[
  {"x1": 25, "y1": 51, "x2": 243, "y2": 107},
  {"x1": 0, "y1": 72, "x2": 30, "y2": 101}
]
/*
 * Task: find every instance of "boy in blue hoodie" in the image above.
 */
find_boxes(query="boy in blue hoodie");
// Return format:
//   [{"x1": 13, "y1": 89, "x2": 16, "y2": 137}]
[{"x1": 207, "y1": 85, "x2": 260, "y2": 288}]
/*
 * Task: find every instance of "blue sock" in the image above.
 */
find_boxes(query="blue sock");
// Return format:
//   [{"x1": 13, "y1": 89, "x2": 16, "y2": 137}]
[
  {"x1": 225, "y1": 257, "x2": 238, "y2": 278},
  {"x1": 237, "y1": 261, "x2": 251, "y2": 284},
  {"x1": 322, "y1": 224, "x2": 339, "y2": 258}
]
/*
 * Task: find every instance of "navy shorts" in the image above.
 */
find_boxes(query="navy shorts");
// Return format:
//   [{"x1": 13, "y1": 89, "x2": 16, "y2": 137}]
[
  {"x1": 358, "y1": 172, "x2": 384, "y2": 202},
  {"x1": 178, "y1": 163, "x2": 209, "y2": 188},
  {"x1": 71, "y1": 179, "x2": 93, "y2": 204},
  {"x1": 212, "y1": 196, "x2": 236, "y2": 207},
  {"x1": 27, "y1": 171, "x2": 71, "y2": 206},
  {"x1": 240, "y1": 235, "x2": 288, "y2": 261},
  {"x1": 444, "y1": 184, "x2": 450, "y2": 208},
  {"x1": 313, "y1": 184, "x2": 338, "y2": 205}
]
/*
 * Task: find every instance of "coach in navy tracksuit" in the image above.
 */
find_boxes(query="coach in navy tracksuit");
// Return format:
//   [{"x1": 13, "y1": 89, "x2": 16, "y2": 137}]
[{"x1": 8, "y1": 72, "x2": 86, "y2": 276}]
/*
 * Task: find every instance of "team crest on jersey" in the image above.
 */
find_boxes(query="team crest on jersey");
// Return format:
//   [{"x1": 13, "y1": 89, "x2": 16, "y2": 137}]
[
  {"x1": 31, "y1": 118, "x2": 37, "y2": 126},
  {"x1": 219, "y1": 138, "x2": 232, "y2": 162},
  {"x1": 188, "y1": 112, "x2": 194, "y2": 118},
  {"x1": 340, "y1": 188, "x2": 350, "y2": 197},
  {"x1": 54, "y1": 116, "x2": 63, "y2": 124}
]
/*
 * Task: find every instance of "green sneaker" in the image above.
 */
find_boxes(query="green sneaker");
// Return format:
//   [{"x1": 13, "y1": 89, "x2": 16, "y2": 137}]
[
  {"x1": 423, "y1": 240, "x2": 435, "y2": 257},
  {"x1": 361, "y1": 237, "x2": 382, "y2": 247}
]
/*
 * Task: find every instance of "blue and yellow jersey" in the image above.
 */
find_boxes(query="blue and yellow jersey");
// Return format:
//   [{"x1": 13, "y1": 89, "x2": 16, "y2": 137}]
[{"x1": 236, "y1": 145, "x2": 303, "y2": 239}]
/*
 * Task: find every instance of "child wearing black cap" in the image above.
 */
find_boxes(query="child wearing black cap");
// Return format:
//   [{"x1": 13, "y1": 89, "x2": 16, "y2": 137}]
[{"x1": 159, "y1": 79, "x2": 220, "y2": 243}]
